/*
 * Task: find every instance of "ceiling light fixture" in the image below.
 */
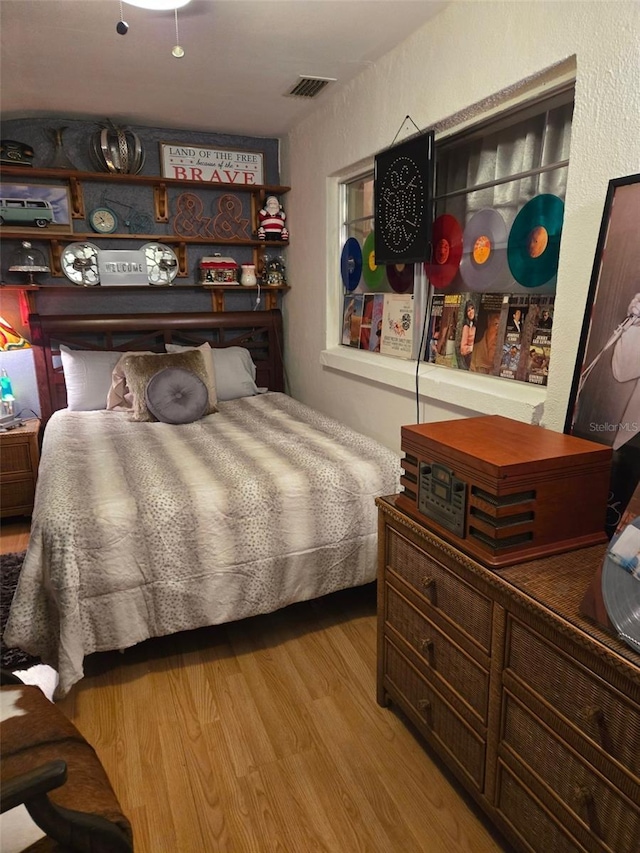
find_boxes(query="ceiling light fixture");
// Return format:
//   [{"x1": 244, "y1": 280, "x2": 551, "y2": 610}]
[
  {"x1": 117, "y1": 0, "x2": 189, "y2": 58},
  {"x1": 124, "y1": 0, "x2": 191, "y2": 9},
  {"x1": 172, "y1": 8, "x2": 185, "y2": 58}
]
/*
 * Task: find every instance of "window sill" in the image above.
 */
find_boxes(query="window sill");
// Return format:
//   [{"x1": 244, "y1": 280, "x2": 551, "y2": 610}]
[{"x1": 320, "y1": 346, "x2": 547, "y2": 423}]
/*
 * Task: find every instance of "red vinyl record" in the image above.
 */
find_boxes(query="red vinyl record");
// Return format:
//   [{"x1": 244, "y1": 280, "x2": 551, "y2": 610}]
[
  {"x1": 386, "y1": 263, "x2": 414, "y2": 293},
  {"x1": 424, "y1": 214, "x2": 463, "y2": 289}
]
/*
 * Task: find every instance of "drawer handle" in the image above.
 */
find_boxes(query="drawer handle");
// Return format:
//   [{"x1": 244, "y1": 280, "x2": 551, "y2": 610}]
[
  {"x1": 416, "y1": 698, "x2": 432, "y2": 726},
  {"x1": 420, "y1": 638, "x2": 434, "y2": 655},
  {"x1": 579, "y1": 705, "x2": 603, "y2": 725},
  {"x1": 571, "y1": 786, "x2": 601, "y2": 836},
  {"x1": 421, "y1": 576, "x2": 436, "y2": 603},
  {"x1": 578, "y1": 705, "x2": 613, "y2": 753},
  {"x1": 572, "y1": 786, "x2": 592, "y2": 808}
]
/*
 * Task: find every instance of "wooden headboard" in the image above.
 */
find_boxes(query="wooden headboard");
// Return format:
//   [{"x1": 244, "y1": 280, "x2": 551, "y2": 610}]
[{"x1": 29, "y1": 309, "x2": 285, "y2": 423}]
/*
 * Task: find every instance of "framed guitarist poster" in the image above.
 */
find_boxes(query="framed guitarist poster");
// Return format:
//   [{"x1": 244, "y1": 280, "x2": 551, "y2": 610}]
[
  {"x1": 565, "y1": 172, "x2": 640, "y2": 537},
  {"x1": 374, "y1": 130, "x2": 435, "y2": 265}
]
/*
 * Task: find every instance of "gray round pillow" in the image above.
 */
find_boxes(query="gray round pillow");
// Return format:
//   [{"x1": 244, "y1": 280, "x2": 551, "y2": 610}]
[{"x1": 145, "y1": 367, "x2": 209, "y2": 424}]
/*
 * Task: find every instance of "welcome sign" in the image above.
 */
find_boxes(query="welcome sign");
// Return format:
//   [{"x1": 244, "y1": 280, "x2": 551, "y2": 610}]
[
  {"x1": 98, "y1": 250, "x2": 149, "y2": 286},
  {"x1": 160, "y1": 142, "x2": 264, "y2": 185}
]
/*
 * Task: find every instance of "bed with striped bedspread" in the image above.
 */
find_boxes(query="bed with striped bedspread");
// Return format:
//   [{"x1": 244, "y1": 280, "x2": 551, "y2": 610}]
[{"x1": 5, "y1": 392, "x2": 401, "y2": 697}]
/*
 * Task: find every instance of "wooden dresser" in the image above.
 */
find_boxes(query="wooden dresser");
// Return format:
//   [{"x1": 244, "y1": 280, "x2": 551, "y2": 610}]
[
  {"x1": 376, "y1": 495, "x2": 640, "y2": 853},
  {"x1": 0, "y1": 418, "x2": 41, "y2": 518}
]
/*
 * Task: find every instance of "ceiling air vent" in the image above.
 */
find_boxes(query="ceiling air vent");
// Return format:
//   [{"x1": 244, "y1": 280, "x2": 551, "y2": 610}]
[{"x1": 285, "y1": 76, "x2": 336, "y2": 99}]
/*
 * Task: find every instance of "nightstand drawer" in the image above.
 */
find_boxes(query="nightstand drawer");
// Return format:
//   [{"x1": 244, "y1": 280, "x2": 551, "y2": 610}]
[
  {"x1": 0, "y1": 442, "x2": 32, "y2": 475},
  {"x1": 0, "y1": 479, "x2": 35, "y2": 515},
  {"x1": 0, "y1": 419, "x2": 41, "y2": 518},
  {"x1": 384, "y1": 639, "x2": 486, "y2": 791},
  {"x1": 505, "y1": 616, "x2": 640, "y2": 779},
  {"x1": 385, "y1": 584, "x2": 490, "y2": 724},
  {"x1": 385, "y1": 526, "x2": 493, "y2": 653}
]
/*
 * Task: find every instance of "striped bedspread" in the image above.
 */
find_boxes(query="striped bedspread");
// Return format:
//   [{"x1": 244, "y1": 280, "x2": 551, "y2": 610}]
[{"x1": 4, "y1": 393, "x2": 401, "y2": 697}]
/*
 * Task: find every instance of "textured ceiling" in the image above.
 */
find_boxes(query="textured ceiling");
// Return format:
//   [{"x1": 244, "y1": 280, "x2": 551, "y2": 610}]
[{"x1": 0, "y1": 0, "x2": 447, "y2": 138}]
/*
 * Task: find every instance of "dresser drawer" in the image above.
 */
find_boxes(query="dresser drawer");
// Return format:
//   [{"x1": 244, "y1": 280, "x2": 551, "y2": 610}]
[
  {"x1": 385, "y1": 584, "x2": 490, "y2": 724},
  {"x1": 505, "y1": 617, "x2": 640, "y2": 778},
  {"x1": 384, "y1": 639, "x2": 486, "y2": 791},
  {"x1": 496, "y1": 761, "x2": 586, "y2": 853},
  {"x1": 501, "y1": 691, "x2": 640, "y2": 853},
  {"x1": 386, "y1": 526, "x2": 493, "y2": 653}
]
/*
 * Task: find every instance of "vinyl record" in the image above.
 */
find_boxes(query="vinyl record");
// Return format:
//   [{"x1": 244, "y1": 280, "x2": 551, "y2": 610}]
[
  {"x1": 601, "y1": 519, "x2": 640, "y2": 654},
  {"x1": 340, "y1": 237, "x2": 363, "y2": 292},
  {"x1": 507, "y1": 194, "x2": 565, "y2": 288},
  {"x1": 386, "y1": 263, "x2": 414, "y2": 293},
  {"x1": 424, "y1": 213, "x2": 463, "y2": 289},
  {"x1": 459, "y1": 208, "x2": 508, "y2": 291},
  {"x1": 362, "y1": 231, "x2": 387, "y2": 290}
]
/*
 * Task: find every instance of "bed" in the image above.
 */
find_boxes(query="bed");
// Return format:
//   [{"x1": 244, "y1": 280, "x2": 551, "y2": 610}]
[{"x1": 4, "y1": 310, "x2": 401, "y2": 698}]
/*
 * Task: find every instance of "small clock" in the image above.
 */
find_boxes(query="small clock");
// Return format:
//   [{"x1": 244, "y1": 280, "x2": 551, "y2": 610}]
[
  {"x1": 141, "y1": 242, "x2": 179, "y2": 285},
  {"x1": 88, "y1": 206, "x2": 118, "y2": 234},
  {"x1": 61, "y1": 242, "x2": 101, "y2": 286}
]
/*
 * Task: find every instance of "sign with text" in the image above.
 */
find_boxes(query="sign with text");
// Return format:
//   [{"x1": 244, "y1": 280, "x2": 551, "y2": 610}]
[
  {"x1": 98, "y1": 250, "x2": 149, "y2": 286},
  {"x1": 160, "y1": 142, "x2": 264, "y2": 185}
]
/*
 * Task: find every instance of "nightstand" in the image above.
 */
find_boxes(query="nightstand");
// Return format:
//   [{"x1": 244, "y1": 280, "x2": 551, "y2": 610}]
[{"x1": 0, "y1": 418, "x2": 41, "y2": 518}]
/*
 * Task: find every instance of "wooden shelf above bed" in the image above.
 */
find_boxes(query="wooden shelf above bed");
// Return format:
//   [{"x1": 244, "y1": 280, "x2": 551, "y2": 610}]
[
  {"x1": 1, "y1": 282, "x2": 290, "y2": 313},
  {"x1": 0, "y1": 165, "x2": 291, "y2": 297}
]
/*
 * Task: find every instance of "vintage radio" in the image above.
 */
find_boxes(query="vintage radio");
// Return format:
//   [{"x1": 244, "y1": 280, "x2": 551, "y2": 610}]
[{"x1": 397, "y1": 415, "x2": 612, "y2": 568}]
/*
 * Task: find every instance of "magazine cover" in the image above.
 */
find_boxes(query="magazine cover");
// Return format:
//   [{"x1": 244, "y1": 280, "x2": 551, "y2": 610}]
[
  {"x1": 505, "y1": 294, "x2": 529, "y2": 344},
  {"x1": 342, "y1": 294, "x2": 364, "y2": 348},
  {"x1": 469, "y1": 293, "x2": 504, "y2": 375},
  {"x1": 359, "y1": 293, "x2": 374, "y2": 350},
  {"x1": 499, "y1": 340, "x2": 522, "y2": 379},
  {"x1": 529, "y1": 294, "x2": 555, "y2": 334},
  {"x1": 380, "y1": 293, "x2": 414, "y2": 359},
  {"x1": 525, "y1": 294, "x2": 554, "y2": 385},
  {"x1": 425, "y1": 293, "x2": 444, "y2": 363},
  {"x1": 365, "y1": 294, "x2": 385, "y2": 352},
  {"x1": 434, "y1": 293, "x2": 461, "y2": 369},
  {"x1": 454, "y1": 292, "x2": 479, "y2": 371}
]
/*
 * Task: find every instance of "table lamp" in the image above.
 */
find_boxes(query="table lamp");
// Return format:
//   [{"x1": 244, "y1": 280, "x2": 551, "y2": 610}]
[{"x1": 0, "y1": 316, "x2": 31, "y2": 427}]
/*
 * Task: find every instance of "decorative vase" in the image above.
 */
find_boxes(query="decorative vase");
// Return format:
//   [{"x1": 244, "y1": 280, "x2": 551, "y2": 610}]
[
  {"x1": 89, "y1": 121, "x2": 145, "y2": 174},
  {"x1": 240, "y1": 264, "x2": 257, "y2": 286},
  {"x1": 48, "y1": 127, "x2": 77, "y2": 169}
]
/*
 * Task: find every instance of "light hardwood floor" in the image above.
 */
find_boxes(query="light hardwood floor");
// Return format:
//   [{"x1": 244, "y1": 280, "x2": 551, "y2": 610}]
[{"x1": 1, "y1": 520, "x2": 511, "y2": 853}]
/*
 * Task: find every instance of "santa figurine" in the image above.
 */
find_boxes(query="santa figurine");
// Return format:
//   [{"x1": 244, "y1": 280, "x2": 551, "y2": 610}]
[{"x1": 257, "y1": 195, "x2": 288, "y2": 241}]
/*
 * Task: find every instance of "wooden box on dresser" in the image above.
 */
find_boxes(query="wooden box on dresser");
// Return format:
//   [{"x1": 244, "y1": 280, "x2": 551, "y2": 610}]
[
  {"x1": 0, "y1": 418, "x2": 40, "y2": 518},
  {"x1": 376, "y1": 495, "x2": 640, "y2": 853}
]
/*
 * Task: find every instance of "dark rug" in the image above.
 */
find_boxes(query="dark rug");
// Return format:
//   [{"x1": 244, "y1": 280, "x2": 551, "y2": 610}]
[{"x1": 1, "y1": 550, "x2": 41, "y2": 671}]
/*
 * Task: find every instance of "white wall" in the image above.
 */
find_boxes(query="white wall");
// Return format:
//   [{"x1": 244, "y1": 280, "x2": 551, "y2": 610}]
[{"x1": 283, "y1": 0, "x2": 640, "y2": 454}]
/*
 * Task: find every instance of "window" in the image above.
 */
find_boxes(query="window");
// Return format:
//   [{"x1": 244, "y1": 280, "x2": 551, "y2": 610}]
[{"x1": 338, "y1": 85, "x2": 574, "y2": 387}]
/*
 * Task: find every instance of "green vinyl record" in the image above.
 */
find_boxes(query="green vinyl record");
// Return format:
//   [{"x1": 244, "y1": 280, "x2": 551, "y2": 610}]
[
  {"x1": 362, "y1": 231, "x2": 387, "y2": 290},
  {"x1": 507, "y1": 194, "x2": 564, "y2": 288}
]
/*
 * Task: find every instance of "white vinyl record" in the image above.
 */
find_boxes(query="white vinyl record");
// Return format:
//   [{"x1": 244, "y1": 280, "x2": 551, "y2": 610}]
[{"x1": 601, "y1": 518, "x2": 640, "y2": 654}]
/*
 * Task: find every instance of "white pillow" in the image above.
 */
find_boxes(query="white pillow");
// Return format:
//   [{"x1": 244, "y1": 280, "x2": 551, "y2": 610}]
[
  {"x1": 59, "y1": 345, "x2": 123, "y2": 411},
  {"x1": 166, "y1": 342, "x2": 259, "y2": 400}
]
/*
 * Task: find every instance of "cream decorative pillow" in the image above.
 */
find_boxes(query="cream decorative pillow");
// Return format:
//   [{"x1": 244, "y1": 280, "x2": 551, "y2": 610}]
[
  {"x1": 166, "y1": 342, "x2": 260, "y2": 400},
  {"x1": 164, "y1": 342, "x2": 218, "y2": 402},
  {"x1": 106, "y1": 351, "x2": 153, "y2": 411},
  {"x1": 115, "y1": 350, "x2": 217, "y2": 421}
]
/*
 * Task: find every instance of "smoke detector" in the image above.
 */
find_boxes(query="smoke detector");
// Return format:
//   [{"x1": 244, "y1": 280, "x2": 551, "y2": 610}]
[{"x1": 285, "y1": 76, "x2": 337, "y2": 99}]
